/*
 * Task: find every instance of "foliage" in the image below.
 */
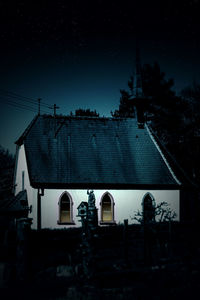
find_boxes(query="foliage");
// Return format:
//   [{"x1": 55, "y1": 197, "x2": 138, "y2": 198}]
[
  {"x1": 112, "y1": 62, "x2": 175, "y2": 119},
  {"x1": 113, "y1": 60, "x2": 200, "y2": 185},
  {"x1": 180, "y1": 81, "x2": 200, "y2": 129},
  {"x1": 74, "y1": 108, "x2": 99, "y2": 117},
  {"x1": 128, "y1": 75, "x2": 134, "y2": 95},
  {"x1": 0, "y1": 145, "x2": 14, "y2": 168},
  {"x1": 142, "y1": 62, "x2": 175, "y2": 101},
  {"x1": 111, "y1": 89, "x2": 135, "y2": 118},
  {"x1": 132, "y1": 202, "x2": 177, "y2": 224},
  {"x1": 141, "y1": 66, "x2": 200, "y2": 184},
  {"x1": 0, "y1": 145, "x2": 14, "y2": 198}
]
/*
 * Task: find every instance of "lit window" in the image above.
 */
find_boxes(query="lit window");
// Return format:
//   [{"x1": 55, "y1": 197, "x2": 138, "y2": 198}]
[
  {"x1": 100, "y1": 192, "x2": 115, "y2": 224},
  {"x1": 58, "y1": 192, "x2": 74, "y2": 224}
]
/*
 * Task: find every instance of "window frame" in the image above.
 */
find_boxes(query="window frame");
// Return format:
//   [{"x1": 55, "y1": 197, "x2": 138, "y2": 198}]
[
  {"x1": 57, "y1": 191, "x2": 75, "y2": 225},
  {"x1": 142, "y1": 192, "x2": 156, "y2": 224},
  {"x1": 100, "y1": 192, "x2": 116, "y2": 225}
]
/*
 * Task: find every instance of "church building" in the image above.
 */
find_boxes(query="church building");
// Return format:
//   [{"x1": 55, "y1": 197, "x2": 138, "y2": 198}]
[
  {"x1": 13, "y1": 113, "x2": 181, "y2": 230},
  {"x1": 13, "y1": 49, "x2": 189, "y2": 230}
]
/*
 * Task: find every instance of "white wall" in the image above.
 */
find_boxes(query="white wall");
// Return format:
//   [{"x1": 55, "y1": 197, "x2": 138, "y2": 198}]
[
  {"x1": 14, "y1": 145, "x2": 180, "y2": 230},
  {"x1": 14, "y1": 145, "x2": 36, "y2": 224},
  {"x1": 39, "y1": 189, "x2": 179, "y2": 229}
]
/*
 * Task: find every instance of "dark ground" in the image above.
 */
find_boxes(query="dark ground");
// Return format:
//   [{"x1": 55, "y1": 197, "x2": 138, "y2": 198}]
[{"x1": 0, "y1": 222, "x2": 200, "y2": 299}]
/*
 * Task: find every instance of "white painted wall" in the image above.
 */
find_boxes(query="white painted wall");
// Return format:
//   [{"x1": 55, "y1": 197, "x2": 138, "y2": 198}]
[
  {"x1": 14, "y1": 145, "x2": 36, "y2": 224},
  {"x1": 38, "y1": 189, "x2": 179, "y2": 229},
  {"x1": 14, "y1": 145, "x2": 180, "y2": 230}
]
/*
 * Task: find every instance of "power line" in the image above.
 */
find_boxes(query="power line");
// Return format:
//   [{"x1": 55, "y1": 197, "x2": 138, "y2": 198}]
[
  {"x1": 0, "y1": 89, "x2": 52, "y2": 108},
  {"x1": 7, "y1": 102, "x2": 49, "y2": 114},
  {"x1": 0, "y1": 92, "x2": 51, "y2": 109},
  {"x1": 0, "y1": 97, "x2": 49, "y2": 114},
  {"x1": 0, "y1": 89, "x2": 62, "y2": 116},
  {"x1": 5, "y1": 102, "x2": 37, "y2": 113},
  {"x1": 0, "y1": 93, "x2": 39, "y2": 106},
  {"x1": 4, "y1": 98, "x2": 37, "y2": 111},
  {"x1": 0, "y1": 89, "x2": 36, "y2": 101}
]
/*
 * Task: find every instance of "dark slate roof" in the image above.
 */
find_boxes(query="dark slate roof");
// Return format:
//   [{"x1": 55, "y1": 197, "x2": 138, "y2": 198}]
[{"x1": 17, "y1": 115, "x2": 181, "y2": 189}]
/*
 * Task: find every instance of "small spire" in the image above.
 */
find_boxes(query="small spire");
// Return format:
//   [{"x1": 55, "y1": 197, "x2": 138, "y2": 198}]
[
  {"x1": 134, "y1": 44, "x2": 143, "y2": 98},
  {"x1": 53, "y1": 104, "x2": 59, "y2": 117},
  {"x1": 38, "y1": 98, "x2": 41, "y2": 115},
  {"x1": 133, "y1": 41, "x2": 146, "y2": 128}
]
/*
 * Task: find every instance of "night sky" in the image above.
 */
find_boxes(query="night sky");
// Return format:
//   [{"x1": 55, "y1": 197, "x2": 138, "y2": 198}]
[{"x1": 0, "y1": 0, "x2": 200, "y2": 153}]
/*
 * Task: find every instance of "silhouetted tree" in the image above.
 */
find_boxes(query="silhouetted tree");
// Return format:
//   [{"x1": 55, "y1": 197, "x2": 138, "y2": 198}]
[
  {"x1": 176, "y1": 82, "x2": 200, "y2": 181},
  {"x1": 181, "y1": 81, "x2": 200, "y2": 128},
  {"x1": 113, "y1": 61, "x2": 200, "y2": 184},
  {"x1": 133, "y1": 202, "x2": 176, "y2": 224},
  {"x1": 142, "y1": 62, "x2": 175, "y2": 101},
  {"x1": 111, "y1": 89, "x2": 135, "y2": 118},
  {"x1": 141, "y1": 68, "x2": 200, "y2": 184},
  {"x1": 75, "y1": 108, "x2": 99, "y2": 117},
  {"x1": 141, "y1": 62, "x2": 179, "y2": 133},
  {"x1": 112, "y1": 62, "x2": 175, "y2": 120},
  {"x1": 128, "y1": 75, "x2": 134, "y2": 96},
  {"x1": 0, "y1": 145, "x2": 14, "y2": 198}
]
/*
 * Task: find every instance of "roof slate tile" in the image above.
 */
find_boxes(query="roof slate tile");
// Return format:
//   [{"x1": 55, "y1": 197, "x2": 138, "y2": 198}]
[{"x1": 21, "y1": 115, "x2": 180, "y2": 187}]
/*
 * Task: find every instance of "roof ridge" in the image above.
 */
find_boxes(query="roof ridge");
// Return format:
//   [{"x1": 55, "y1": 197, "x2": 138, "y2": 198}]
[{"x1": 42, "y1": 114, "x2": 129, "y2": 121}]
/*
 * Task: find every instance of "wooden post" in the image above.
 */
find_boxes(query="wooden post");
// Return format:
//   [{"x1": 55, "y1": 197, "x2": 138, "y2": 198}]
[
  {"x1": 37, "y1": 189, "x2": 41, "y2": 230},
  {"x1": 37, "y1": 189, "x2": 44, "y2": 230},
  {"x1": 123, "y1": 219, "x2": 129, "y2": 265},
  {"x1": 168, "y1": 220, "x2": 172, "y2": 259}
]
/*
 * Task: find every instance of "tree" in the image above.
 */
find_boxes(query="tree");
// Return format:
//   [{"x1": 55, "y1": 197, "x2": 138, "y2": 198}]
[
  {"x1": 0, "y1": 145, "x2": 14, "y2": 199},
  {"x1": 142, "y1": 62, "x2": 175, "y2": 101},
  {"x1": 180, "y1": 81, "x2": 200, "y2": 129},
  {"x1": 111, "y1": 89, "x2": 135, "y2": 118},
  {"x1": 133, "y1": 201, "x2": 177, "y2": 265},
  {"x1": 177, "y1": 82, "x2": 200, "y2": 181},
  {"x1": 141, "y1": 62, "x2": 181, "y2": 139},
  {"x1": 133, "y1": 202, "x2": 177, "y2": 224},
  {"x1": 112, "y1": 62, "x2": 175, "y2": 120},
  {"x1": 74, "y1": 108, "x2": 99, "y2": 117},
  {"x1": 113, "y1": 61, "x2": 200, "y2": 184}
]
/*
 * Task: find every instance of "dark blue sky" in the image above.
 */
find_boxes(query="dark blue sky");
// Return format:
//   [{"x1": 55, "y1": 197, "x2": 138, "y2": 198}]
[{"x1": 1, "y1": 0, "x2": 200, "y2": 153}]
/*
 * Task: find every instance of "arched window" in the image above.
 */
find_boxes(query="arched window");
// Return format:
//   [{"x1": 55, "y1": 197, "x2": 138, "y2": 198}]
[
  {"x1": 58, "y1": 192, "x2": 74, "y2": 225},
  {"x1": 100, "y1": 192, "x2": 115, "y2": 224},
  {"x1": 142, "y1": 193, "x2": 155, "y2": 224}
]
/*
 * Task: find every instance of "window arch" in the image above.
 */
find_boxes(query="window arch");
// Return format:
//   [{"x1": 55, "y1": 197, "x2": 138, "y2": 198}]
[
  {"x1": 58, "y1": 192, "x2": 74, "y2": 225},
  {"x1": 142, "y1": 193, "x2": 156, "y2": 224},
  {"x1": 100, "y1": 192, "x2": 115, "y2": 224}
]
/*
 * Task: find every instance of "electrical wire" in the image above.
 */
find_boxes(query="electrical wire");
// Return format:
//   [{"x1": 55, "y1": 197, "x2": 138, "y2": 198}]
[
  {"x1": 5, "y1": 102, "x2": 37, "y2": 113},
  {"x1": 0, "y1": 97, "x2": 50, "y2": 114},
  {"x1": 0, "y1": 89, "x2": 52, "y2": 108},
  {"x1": 0, "y1": 93, "x2": 39, "y2": 106}
]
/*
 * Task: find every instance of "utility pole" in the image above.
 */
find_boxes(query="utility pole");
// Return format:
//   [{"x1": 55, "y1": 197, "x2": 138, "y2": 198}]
[
  {"x1": 38, "y1": 98, "x2": 41, "y2": 115},
  {"x1": 53, "y1": 104, "x2": 59, "y2": 117}
]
